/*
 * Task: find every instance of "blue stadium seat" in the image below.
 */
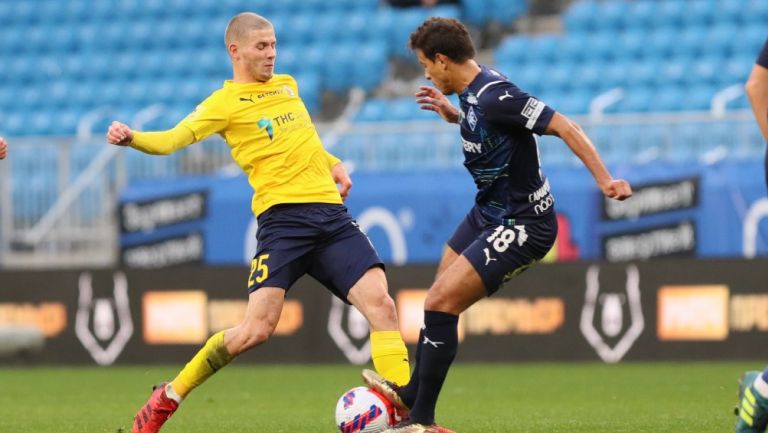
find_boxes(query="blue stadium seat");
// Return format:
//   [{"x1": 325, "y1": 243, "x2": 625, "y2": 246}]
[
  {"x1": 10, "y1": 1, "x2": 38, "y2": 25},
  {"x1": 345, "y1": 11, "x2": 370, "y2": 43},
  {"x1": 657, "y1": 61, "x2": 687, "y2": 87},
  {"x1": 53, "y1": 109, "x2": 82, "y2": 136},
  {"x1": 558, "y1": 34, "x2": 587, "y2": 63},
  {"x1": 356, "y1": 100, "x2": 389, "y2": 123},
  {"x1": 732, "y1": 24, "x2": 767, "y2": 58},
  {"x1": 293, "y1": 73, "x2": 321, "y2": 113},
  {"x1": 616, "y1": 30, "x2": 645, "y2": 61},
  {"x1": 508, "y1": 62, "x2": 544, "y2": 96},
  {"x1": 654, "y1": 1, "x2": 685, "y2": 29},
  {"x1": 583, "y1": 34, "x2": 616, "y2": 62},
  {"x1": 622, "y1": 1, "x2": 655, "y2": 32},
  {"x1": 591, "y1": 1, "x2": 628, "y2": 33},
  {"x1": 669, "y1": 26, "x2": 706, "y2": 61},
  {"x1": 681, "y1": 0, "x2": 716, "y2": 28},
  {"x1": 610, "y1": 89, "x2": 653, "y2": 114},
  {"x1": 562, "y1": 0, "x2": 598, "y2": 34},
  {"x1": 744, "y1": 0, "x2": 768, "y2": 25},
  {"x1": 653, "y1": 86, "x2": 687, "y2": 112},
  {"x1": 627, "y1": 60, "x2": 659, "y2": 88},
  {"x1": 530, "y1": 35, "x2": 563, "y2": 64},
  {"x1": 547, "y1": 64, "x2": 576, "y2": 93},
  {"x1": 495, "y1": 36, "x2": 534, "y2": 65},
  {"x1": 283, "y1": 14, "x2": 314, "y2": 45},
  {"x1": 723, "y1": 56, "x2": 754, "y2": 86},
  {"x1": 643, "y1": 28, "x2": 678, "y2": 60},
  {"x1": 686, "y1": 84, "x2": 716, "y2": 112},
  {"x1": 705, "y1": 25, "x2": 739, "y2": 58},
  {"x1": 571, "y1": 62, "x2": 604, "y2": 93},
  {"x1": 353, "y1": 43, "x2": 389, "y2": 92},
  {"x1": 688, "y1": 59, "x2": 718, "y2": 86}
]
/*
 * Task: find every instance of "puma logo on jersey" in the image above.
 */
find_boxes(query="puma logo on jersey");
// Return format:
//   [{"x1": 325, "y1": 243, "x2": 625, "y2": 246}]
[
  {"x1": 240, "y1": 95, "x2": 255, "y2": 103},
  {"x1": 498, "y1": 90, "x2": 514, "y2": 101},
  {"x1": 483, "y1": 248, "x2": 497, "y2": 266}
]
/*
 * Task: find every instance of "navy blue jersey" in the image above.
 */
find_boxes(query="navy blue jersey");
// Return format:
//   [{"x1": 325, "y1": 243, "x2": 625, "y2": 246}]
[
  {"x1": 457, "y1": 65, "x2": 556, "y2": 225},
  {"x1": 758, "y1": 37, "x2": 768, "y2": 67}
]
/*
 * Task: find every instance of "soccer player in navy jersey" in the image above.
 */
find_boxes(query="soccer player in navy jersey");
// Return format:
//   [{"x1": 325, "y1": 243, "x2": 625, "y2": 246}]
[
  {"x1": 746, "y1": 37, "x2": 768, "y2": 192},
  {"x1": 362, "y1": 18, "x2": 632, "y2": 433},
  {"x1": 0, "y1": 137, "x2": 7, "y2": 160},
  {"x1": 734, "y1": 37, "x2": 768, "y2": 433}
]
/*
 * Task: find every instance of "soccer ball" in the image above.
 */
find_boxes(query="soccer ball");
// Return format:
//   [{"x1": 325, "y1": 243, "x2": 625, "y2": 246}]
[{"x1": 335, "y1": 386, "x2": 396, "y2": 433}]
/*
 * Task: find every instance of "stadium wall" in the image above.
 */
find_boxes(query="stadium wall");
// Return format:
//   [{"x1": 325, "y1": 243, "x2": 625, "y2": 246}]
[{"x1": 0, "y1": 259, "x2": 766, "y2": 366}]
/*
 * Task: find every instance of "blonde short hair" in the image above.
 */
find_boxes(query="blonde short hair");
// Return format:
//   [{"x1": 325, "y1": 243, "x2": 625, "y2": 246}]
[{"x1": 224, "y1": 12, "x2": 273, "y2": 46}]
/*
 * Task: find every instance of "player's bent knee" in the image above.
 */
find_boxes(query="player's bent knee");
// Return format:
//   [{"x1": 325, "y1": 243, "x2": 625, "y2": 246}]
[
  {"x1": 229, "y1": 323, "x2": 275, "y2": 354},
  {"x1": 424, "y1": 284, "x2": 459, "y2": 313}
]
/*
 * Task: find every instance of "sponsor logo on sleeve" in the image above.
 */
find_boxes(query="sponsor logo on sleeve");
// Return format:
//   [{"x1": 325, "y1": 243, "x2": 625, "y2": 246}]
[{"x1": 521, "y1": 98, "x2": 545, "y2": 130}]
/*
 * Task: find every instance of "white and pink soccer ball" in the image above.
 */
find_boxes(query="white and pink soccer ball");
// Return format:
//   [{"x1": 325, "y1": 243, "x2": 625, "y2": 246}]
[{"x1": 335, "y1": 386, "x2": 397, "y2": 433}]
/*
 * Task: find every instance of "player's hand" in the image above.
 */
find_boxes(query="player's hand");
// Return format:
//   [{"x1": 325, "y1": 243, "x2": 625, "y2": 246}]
[
  {"x1": 106, "y1": 121, "x2": 134, "y2": 146},
  {"x1": 331, "y1": 162, "x2": 352, "y2": 201},
  {"x1": 601, "y1": 179, "x2": 632, "y2": 201},
  {"x1": 415, "y1": 86, "x2": 460, "y2": 124},
  {"x1": 0, "y1": 136, "x2": 7, "y2": 160}
]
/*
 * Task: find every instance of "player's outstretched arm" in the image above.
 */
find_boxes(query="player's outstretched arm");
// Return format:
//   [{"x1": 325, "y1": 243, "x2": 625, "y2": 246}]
[
  {"x1": 545, "y1": 112, "x2": 632, "y2": 201},
  {"x1": 0, "y1": 136, "x2": 7, "y2": 160},
  {"x1": 106, "y1": 121, "x2": 196, "y2": 155},
  {"x1": 415, "y1": 86, "x2": 460, "y2": 124},
  {"x1": 746, "y1": 63, "x2": 768, "y2": 142}
]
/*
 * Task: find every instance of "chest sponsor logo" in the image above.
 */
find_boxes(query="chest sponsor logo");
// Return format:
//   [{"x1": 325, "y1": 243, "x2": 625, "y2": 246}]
[
  {"x1": 258, "y1": 117, "x2": 274, "y2": 140},
  {"x1": 461, "y1": 137, "x2": 482, "y2": 154},
  {"x1": 467, "y1": 106, "x2": 478, "y2": 131}
]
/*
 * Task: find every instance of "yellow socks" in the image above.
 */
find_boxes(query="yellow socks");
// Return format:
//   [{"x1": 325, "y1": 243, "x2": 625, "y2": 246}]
[
  {"x1": 169, "y1": 331, "x2": 234, "y2": 399},
  {"x1": 370, "y1": 330, "x2": 410, "y2": 386}
]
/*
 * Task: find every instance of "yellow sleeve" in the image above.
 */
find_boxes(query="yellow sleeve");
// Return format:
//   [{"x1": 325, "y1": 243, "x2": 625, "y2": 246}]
[
  {"x1": 131, "y1": 124, "x2": 196, "y2": 155},
  {"x1": 179, "y1": 93, "x2": 229, "y2": 141},
  {"x1": 325, "y1": 150, "x2": 341, "y2": 169}
]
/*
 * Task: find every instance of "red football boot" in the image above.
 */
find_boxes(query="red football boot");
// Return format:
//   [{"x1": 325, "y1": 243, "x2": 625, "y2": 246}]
[{"x1": 132, "y1": 383, "x2": 180, "y2": 433}]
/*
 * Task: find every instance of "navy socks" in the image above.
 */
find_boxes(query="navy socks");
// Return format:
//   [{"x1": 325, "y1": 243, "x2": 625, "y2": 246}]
[{"x1": 408, "y1": 310, "x2": 459, "y2": 425}]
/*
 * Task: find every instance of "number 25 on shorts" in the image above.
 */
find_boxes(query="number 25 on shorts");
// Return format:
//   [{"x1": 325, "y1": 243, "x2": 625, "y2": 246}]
[{"x1": 248, "y1": 254, "x2": 270, "y2": 285}]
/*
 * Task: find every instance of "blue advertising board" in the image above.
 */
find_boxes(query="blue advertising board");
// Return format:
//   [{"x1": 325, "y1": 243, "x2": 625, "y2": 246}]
[{"x1": 119, "y1": 161, "x2": 768, "y2": 266}]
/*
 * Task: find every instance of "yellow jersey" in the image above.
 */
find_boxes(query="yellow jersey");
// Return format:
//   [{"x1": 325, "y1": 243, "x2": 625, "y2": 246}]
[{"x1": 134, "y1": 74, "x2": 342, "y2": 217}]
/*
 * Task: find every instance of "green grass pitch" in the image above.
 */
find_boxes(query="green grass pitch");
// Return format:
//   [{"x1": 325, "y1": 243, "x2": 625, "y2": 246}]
[{"x1": 0, "y1": 362, "x2": 759, "y2": 432}]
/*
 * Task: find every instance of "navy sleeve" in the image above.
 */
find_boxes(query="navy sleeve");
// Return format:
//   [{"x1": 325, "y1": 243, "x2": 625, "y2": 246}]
[
  {"x1": 758, "y1": 37, "x2": 768, "y2": 68},
  {"x1": 481, "y1": 82, "x2": 555, "y2": 136}
]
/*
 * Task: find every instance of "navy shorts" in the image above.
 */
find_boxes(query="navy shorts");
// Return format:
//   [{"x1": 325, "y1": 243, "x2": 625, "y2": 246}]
[
  {"x1": 248, "y1": 203, "x2": 383, "y2": 303},
  {"x1": 447, "y1": 206, "x2": 558, "y2": 295}
]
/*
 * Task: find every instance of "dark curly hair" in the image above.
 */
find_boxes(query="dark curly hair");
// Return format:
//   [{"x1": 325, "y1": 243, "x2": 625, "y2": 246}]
[{"x1": 408, "y1": 17, "x2": 476, "y2": 63}]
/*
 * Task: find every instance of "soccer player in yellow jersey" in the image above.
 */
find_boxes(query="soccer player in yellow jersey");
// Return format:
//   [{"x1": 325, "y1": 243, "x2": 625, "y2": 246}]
[
  {"x1": 0, "y1": 137, "x2": 7, "y2": 160},
  {"x1": 107, "y1": 13, "x2": 411, "y2": 433}
]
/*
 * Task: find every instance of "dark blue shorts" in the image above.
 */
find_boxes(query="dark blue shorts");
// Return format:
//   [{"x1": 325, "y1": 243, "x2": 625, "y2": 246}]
[
  {"x1": 248, "y1": 203, "x2": 383, "y2": 303},
  {"x1": 447, "y1": 206, "x2": 558, "y2": 295}
]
